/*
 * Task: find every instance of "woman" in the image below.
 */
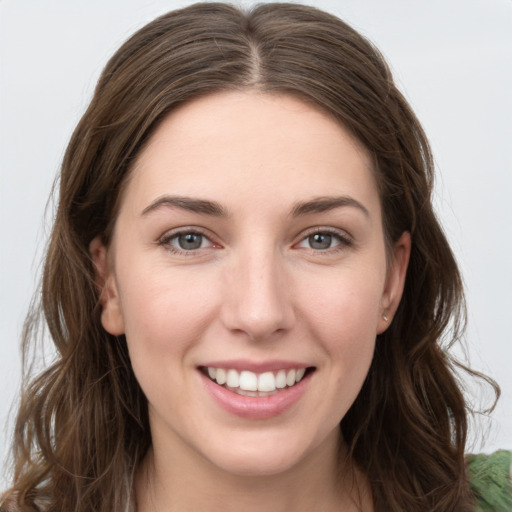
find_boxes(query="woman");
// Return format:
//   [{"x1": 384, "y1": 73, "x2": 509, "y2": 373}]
[{"x1": 1, "y1": 3, "x2": 510, "y2": 511}]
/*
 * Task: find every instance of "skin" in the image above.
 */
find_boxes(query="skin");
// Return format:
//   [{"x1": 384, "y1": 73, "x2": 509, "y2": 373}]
[{"x1": 91, "y1": 91, "x2": 410, "y2": 511}]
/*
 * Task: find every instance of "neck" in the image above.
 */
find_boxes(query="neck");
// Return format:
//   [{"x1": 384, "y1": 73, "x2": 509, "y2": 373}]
[{"x1": 135, "y1": 430, "x2": 372, "y2": 512}]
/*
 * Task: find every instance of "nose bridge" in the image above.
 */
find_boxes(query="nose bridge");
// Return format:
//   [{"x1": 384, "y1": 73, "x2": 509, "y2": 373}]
[{"x1": 222, "y1": 241, "x2": 294, "y2": 340}]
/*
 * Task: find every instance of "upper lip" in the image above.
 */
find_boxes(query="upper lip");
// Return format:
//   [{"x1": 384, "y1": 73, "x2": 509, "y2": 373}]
[{"x1": 198, "y1": 359, "x2": 312, "y2": 373}]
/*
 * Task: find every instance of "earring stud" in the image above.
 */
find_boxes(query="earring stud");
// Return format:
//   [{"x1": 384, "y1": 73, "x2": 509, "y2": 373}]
[{"x1": 382, "y1": 313, "x2": 389, "y2": 322}]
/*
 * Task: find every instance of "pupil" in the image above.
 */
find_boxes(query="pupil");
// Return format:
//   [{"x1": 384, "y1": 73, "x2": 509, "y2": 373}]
[
  {"x1": 179, "y1": 233, "x2": 202, "y2": 250},
  {"x1": 310, "y1": 233, "x2": 332, "y2": 250}
]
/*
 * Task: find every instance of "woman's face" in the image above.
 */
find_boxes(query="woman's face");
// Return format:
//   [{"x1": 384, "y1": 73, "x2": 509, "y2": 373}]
[{"x1": 92, "y1": 91, "x2": 409, "y2": 477}]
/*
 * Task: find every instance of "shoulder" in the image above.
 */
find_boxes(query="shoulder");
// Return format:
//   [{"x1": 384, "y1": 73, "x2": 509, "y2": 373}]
[{"x1": 466, "y1": 450, "x2": 512, "y2": 512}]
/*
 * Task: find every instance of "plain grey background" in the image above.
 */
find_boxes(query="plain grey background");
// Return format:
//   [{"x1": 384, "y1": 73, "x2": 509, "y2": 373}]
[{"x1": 1, "y1": 0, "x2": 511, "y2": 487}]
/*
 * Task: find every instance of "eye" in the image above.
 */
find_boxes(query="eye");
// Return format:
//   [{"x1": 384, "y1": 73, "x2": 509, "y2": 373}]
[
  {"x1": 296, "y1": 229, "x2": 352, "y2": 251},
  {"x1": 305, "y1": 233, "x2": 337, "y2": 250},
  {"x1": 174, "y1": 232, "x2": 207, "y2": 250},
  {"x1": 159, "y1": 229, "x2": 216, "y2": 253}
]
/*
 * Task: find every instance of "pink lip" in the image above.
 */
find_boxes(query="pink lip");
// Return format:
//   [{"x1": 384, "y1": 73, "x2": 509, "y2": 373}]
[
  {"x1": 200, "y1": 369, "x2": 312, "y2": 420},
  {"x1": 199, "y1": 359, "x2": 309, "y2": 373}
]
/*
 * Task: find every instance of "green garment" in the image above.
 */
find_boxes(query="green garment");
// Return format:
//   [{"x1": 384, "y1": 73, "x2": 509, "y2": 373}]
[{"x1": 467, "y1": 450, "x2": 512, "y2": 511}]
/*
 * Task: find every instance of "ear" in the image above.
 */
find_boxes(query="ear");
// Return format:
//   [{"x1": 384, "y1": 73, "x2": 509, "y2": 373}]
[
  {"x1": 377, "y1": 231, "x2": 411, "y2": 334},
  {"x1": 89, "y1": 236, "x2": 125, "y2": 335}
]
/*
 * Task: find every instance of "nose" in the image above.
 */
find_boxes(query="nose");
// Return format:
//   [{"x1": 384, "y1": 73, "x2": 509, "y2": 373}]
[{"x1": 220, "y1": 247, "x2": 295, "y2": 342}]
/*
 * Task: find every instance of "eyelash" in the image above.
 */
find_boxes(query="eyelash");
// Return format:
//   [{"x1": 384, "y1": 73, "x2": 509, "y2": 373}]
[
  {"x1": 295, "y1": 227, "x2": 353, "y2": 253},
  {"x1": 157, "y1": 227, "x2": 353, "y2": 255},
  {"x1": 158, "y1": 227, "x2": 217, "y2": 255}
]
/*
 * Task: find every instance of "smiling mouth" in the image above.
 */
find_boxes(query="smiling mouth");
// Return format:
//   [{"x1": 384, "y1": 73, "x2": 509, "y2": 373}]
[{"x1": 200, "y1": 366, "x2": 315, "y2": 397}]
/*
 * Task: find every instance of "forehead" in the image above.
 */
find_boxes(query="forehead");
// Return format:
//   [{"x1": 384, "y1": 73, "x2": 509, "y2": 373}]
[{"x1": 123, "y1": 90, "x2": 379, "y2": 217}]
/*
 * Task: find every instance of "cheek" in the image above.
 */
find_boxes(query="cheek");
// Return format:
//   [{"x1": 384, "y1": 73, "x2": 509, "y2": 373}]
[
  {"x1": 117, "y1": 263, "x2": 220, "y2": 371},
  {"x1": 298, "y1": 266, "x2": 384, "y2": 393},
  {"x1": 302, "y1": 266, "x2": 384, "y2": 342}
]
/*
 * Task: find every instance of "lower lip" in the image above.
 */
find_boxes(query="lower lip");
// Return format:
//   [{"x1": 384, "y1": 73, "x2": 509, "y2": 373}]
[{"x1": 200, "y1": 371, "x2": 311, "y2": 420}]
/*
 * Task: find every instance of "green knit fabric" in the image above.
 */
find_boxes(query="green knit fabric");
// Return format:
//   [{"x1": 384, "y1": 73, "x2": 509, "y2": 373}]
[{"x1": 467, "y1": 450, "x2": 512, "y2": 511}]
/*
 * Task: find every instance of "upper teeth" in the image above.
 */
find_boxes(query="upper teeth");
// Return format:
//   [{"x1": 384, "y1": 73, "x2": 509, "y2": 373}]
[{"x1": 207, "y1": 367, "x2": 306, "y2": 392}]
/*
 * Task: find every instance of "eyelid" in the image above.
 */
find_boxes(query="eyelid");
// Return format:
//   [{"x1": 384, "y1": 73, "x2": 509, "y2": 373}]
[
  {"x1": 293, "y1": 226, "x2": 354, "y2": 251},
  {"x1": 156, "y1": 225, "x2": 353, "y2": 255},
  {"x1": 157, "y1": 226, "x2": 221, "y2": 254}
]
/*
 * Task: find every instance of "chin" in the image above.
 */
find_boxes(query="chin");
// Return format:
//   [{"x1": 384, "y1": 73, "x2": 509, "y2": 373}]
[
  {"x1": 210, "y1": 450, "x2": 302, "y2": 478},
  {"x1": 199, "y1": 429, "x2": 324, "y2": 478}
]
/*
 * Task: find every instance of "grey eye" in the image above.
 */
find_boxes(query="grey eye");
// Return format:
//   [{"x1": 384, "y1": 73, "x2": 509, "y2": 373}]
[
  {"x1": 176, "y1": 233, "x2": 204, "y2": 250},
  {"x1": 308, "y1": 233, "x2": 334, "y2": 250}
]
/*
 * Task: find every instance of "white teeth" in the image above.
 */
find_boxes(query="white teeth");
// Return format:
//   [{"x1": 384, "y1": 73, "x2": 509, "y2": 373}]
[
  {"x1": 286, "y1": 369, "x2": 296, "y2": 387},
  {"x1": 258, "y1": 372, "x2": 276, "y2": 392},
  {"x1": 239, "y1": 371, "x2": 258, "y2": 391},
  {"x1": 216, "y1": 368, "x2": 226, "y2": 385},
  {"x1": 207, "y1": 366, "x2": 308, "y2": 392},
  {"x1": 226, "y1": 369, "x2": 239, "y2": 388},
  {"x1": 275, "y1": 370, "x2": 287, "y2": 389}
]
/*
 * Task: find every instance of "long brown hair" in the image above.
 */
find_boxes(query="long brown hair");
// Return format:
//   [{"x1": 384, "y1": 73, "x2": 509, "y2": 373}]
[{"x1": 2, "y1": 3, "x2": 497, "y2": 511}]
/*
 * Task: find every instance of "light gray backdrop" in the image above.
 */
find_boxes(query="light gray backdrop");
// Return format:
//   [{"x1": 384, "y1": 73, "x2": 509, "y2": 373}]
[{"x1": 1, "y1": 0, "x2": 511, "y2": 487}]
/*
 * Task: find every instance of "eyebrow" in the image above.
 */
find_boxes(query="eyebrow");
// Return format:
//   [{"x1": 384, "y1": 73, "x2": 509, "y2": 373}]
[
  {"x1": 141, "y1": 194, "x2": 369, "y2": 219},
  {"x1": 141, "y1": 196, "x2": 227, "y2": 217},
  {"x1": 291, "y1": 196, "x2": 370, "y2": 218}
]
